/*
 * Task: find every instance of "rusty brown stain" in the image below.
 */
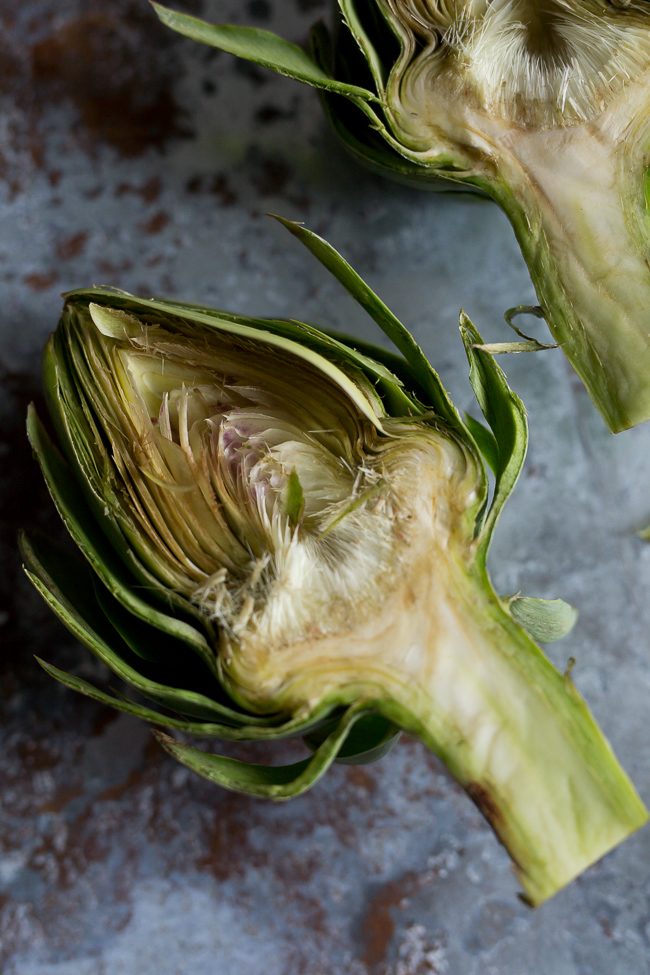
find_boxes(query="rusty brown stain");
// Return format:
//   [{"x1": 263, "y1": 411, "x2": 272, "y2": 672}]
[
  {"x1": 252, "y1": 158, "x2": 291, "y2": 196},
  {"x1": 23, "y1": 270, "x2": 58, "y2": 291},
  {"x1": 94, "y1": 767, "x2": 145, "y2": 804},
  {"x1": 360, "y1": 872, "x2": 418, "y2": 969},
  {"x1": 273, "y1": 850, "x2": 323, "y2": 887},
  {"x1": 196, "y1": 794, "x2": 270, "y2": 882},
  {"x1": 36, "y1": 786, "x2": 84, "y2": 815},
  {"x1": 56, "y1": 232, "x2": 88, "y2": 260},
  {"x1": 598, "y1": 915, "x2": 613, "y2": 939},
  {"x1": 186, "y1": 173, "x2": 238, "y2": 206},
  {"x1": 16, "y1": 739, "x2": 60, "y2": 771},
  {"x1": 345, "y1": 765, "x2": 377, "y2": 793},
  {"x1": 289, "y1": 892, "x2": 328, "y2": 937},
  {"x1": 466, "y1": 781, "x2": 504, "y2": 830},
  {"x1": 28, "y1": 805, "x2": 112, "y2": 890},
  {"x1": 97, "y1": 258, "x2": 133, "y2": 279},
  {"x1": 140, "y1": 211, "x2": 169, "y2": 235},
  {"x1": 209, "y1": 173, "x2": 238, "y2": 206},
  {"x1": 92, "y1": 707, "x2": 120, "y2": 737},
  {"x1": 30, "y1": 8, "x2": 191, "y2": 157},
  {"x1": 0, "y1": 45, "x2": 20, "y2": 94},
  {"x1": 115, "y1": 176, "x2": 162, "y2": 203}
]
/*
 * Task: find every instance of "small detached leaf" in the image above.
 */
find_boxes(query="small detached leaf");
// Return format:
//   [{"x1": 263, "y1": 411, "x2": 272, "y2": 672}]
[{"x1": 505, "y1": 595, "x2": 579, "y2": 644}]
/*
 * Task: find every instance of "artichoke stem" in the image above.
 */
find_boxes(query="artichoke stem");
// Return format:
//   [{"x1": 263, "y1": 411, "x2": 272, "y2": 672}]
[
  {"x1": 485, "y1": 102, "x2": 650, "y2": 431},
  {"x1": 231, "y1": 535, "x2": 647, "y2": 906},
  {"x1": 374, "y1": 559, "x2": 648, "y2": 905}
]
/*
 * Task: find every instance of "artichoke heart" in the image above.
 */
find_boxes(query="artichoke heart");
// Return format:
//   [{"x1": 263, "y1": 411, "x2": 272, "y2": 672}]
[
  {"x1": 24, "y1": 219, "x2": 647, "y2": 906},
  {"x1": 154, "y1": 0, "x2": 650, "y2": 432},
  {"x1": 65, "y1": 297, "x2": 477, "y2": 699}
]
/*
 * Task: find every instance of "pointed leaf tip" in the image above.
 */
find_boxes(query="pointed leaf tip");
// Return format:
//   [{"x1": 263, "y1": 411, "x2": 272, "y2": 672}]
[
  {"x1": 150, "y1": 705, "x2": 367, "y2": 798},
  {"x1": 460, "y1": 311, "x2": 528, "y2": 553},
  {"x1": 150, "y1": 4, "x2": 377, "y2": 102},
  {"x1": 273, "y1": 216, "x2": 463, "y2": 430}
]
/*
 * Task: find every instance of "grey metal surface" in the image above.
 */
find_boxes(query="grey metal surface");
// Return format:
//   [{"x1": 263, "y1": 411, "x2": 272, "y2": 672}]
[{"x1": 1, "y1": 2, "x2": 649, "y2": 972}]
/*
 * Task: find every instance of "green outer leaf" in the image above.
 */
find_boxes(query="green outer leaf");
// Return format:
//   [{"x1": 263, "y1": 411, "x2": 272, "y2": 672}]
[
  {"x1": 27, "y1": 403, "x2": 219, "y2": 679},
  {"x1": 318, "y1": 328, "x2": 427, "y2": 407},
  {"x1": 33, "y1": 657, "x2": 348, "y2": 744},
  {"x1": 151, "y1": 3, "x2": 378, "y2": 102},
  {"x1": 21, "y1": 531, "x2": 264, "y2": 727},
  {"x1": 46, "y1": 325, "x2": 228, "y2": 631},
  {"x1": 62, "y1": 286, "x2": 423, "y2": 422},
  {"x1": 272, "y1": 216, "x2": 464, "y2": 434},
  {"x1": 44, "y1": 325, "x2": 230, "y2": 630},
  {"x1": 64, "y1": 282, "x2": 457, "y2": 425},
  {"x1": 459, "y1": 313, "x2": 528, "y2": 556},
  {"x1": 464, "y1": 414, "x2": 499, "y2": 475},
  {"x1": 92, "y1": 579, "x2": 193, "y2": 669},
  {"x1": 33, "y1": 658, "x2": 245, "y2": 734},
  {"x1": 159, "y1": 307, "x2": 402, "y2": 386},
  {"x1": 38, "y1": 653, "x2": 401, "y2": 761},
  {"x1": 154, "y1": 4, "x2": 453, "y2": 189},
  {"x1": 309, "y1": 19, "x2": 435, "y2": 181},
  {"x1": 310, "y1": 22, "x2": 485, "y2": 196},
  {"x1": 24, "y1": 533, "x2": 360, "y2": 742},
  {"x1": 24, "y1": 531, "x2": 367, "y2": 743},
  {"x1": 60, "y1": 290, "x2": 388, "y2": 432},
  {"x1": 116, "y1": 297, "x2": 406, "y2": 389},
  {"x1": 152, "y1": 702, "x2": 369, "y2": 799},
  {"x1": 303, "y1": 711, "x2": 401, "y2": 765},
  {"x1": 506, "y1": 596, "x2": 579, "y2": 644},
  {"x1": 315, "y1": 87, "x2": 467, "y2": 191},
  {"x1": 339, "y1": 0, "x2": 385, "y2": 92}
]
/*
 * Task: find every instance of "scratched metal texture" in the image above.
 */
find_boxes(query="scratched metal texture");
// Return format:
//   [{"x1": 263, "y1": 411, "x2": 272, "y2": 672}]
[{"x1": 1, "y1": 2, "x2": 650, "y2": 973}]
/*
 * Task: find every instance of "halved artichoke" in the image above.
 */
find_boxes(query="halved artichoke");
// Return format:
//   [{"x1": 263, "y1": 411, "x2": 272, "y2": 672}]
[
  {"x1": 153, "y1": 1, "x2": 650, "y2": 433},
  {"x1": 23, "y1": 219, "x2": 647, "y2": 906}
]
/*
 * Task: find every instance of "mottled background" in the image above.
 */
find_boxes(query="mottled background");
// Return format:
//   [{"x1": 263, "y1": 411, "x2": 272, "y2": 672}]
[{"x1": 2, "y1": 2, "x2": 650, "y2": 973}]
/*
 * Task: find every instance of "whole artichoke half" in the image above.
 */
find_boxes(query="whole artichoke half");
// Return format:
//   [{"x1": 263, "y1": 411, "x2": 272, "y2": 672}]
[
  {"x1": 24, "y1": 219, "x2": 647, "y2": 906},
  {"x1": 154, "y1": 0, "x2": 650, "y2": 434}
]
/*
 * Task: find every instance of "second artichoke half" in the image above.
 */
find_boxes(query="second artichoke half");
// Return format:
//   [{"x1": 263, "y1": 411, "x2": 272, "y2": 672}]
[{"x1": 154, "y1": 0, "x2": 650, "y2": 434}]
